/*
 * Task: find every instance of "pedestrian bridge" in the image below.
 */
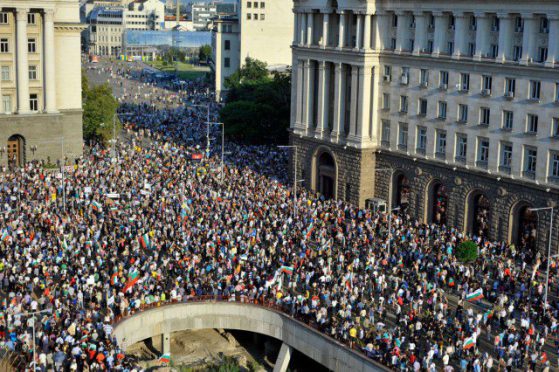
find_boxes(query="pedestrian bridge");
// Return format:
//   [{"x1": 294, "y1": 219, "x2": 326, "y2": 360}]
[{"x1": 112, "y1": 300, "x2": 388, "y2": 372}]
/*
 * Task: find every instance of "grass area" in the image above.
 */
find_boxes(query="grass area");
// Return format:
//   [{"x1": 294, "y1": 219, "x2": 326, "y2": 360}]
[{"x1": 145, "y1": 61, "x2": 210, "y2": 80}]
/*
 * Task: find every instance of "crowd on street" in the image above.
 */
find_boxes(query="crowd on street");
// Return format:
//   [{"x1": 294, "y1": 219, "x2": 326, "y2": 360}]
[{"x1": 0, "y1": 60, "x2": 558, "y2": 371}]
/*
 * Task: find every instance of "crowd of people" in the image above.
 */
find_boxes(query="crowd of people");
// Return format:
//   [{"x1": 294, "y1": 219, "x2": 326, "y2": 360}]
[{"x1": 0, "y1": 60, "x2": 558, "y2": 371}]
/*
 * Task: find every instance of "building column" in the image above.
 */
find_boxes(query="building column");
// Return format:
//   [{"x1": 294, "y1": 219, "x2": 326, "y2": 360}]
[
  {"x1": 44, "y1": 9, "x2": 57, "y2": 113},
  {"x1": 321, "y1": 12, "x2": 329, "y2": 48},
  {"x1": 347, "y1": 65, "x2": 359, "y2": 140},
  {"x1": 354, "y1": 13, "x2": 362, "y2": 50},
  {"x1": 520, "y1": 14, "x2": 536, "y2": 65},
  {"x1": 293, "y1": 60, "x2": 304, "y2": 133},
  {"x1": 331, "y1": 63, "x2": 343, "y2": 142},
  {"x1": 363, "y1": 13, "x2": 371, "y2": 50},
  {"x1": 356, "y1": 66, "x2": 372, "y2": 141},
  {"x1": 395, "y1": 11, "x2": 408, "y2": 53},
  {"x1": 16, "y1": 8, "x2": 30, "y2": 114},
  {"x1": 432, "y1": 11, "x2": 447, "y2": 56},
  {"x1": 413, "y1": 12, "x2": 427, "y2": 55},
  {"x1": 452, "y1": 11, "x2": 467, "y2": 58},
  {"x1": 299, "y1": 12, "x2": 306, "y2": 46},
  {"x1": 545, "y1": 14, "x2": 559, "y2": 67},
  {"x1": 315, "y1": 61, "x2": 328, "y2": 139},
  {"x1": 497, "y1": 13, "x2": 512, "y2": 62},
  {"x1": 273, "y1": 343, "x2": 292, "y2": 372},
  {"x1": 306, "y1": 12, "x2": 313, "y2": 46},
  {"x1": 474, "y1": 12, "x2": 490, "y2": 60},
  {"x1": 338, "y1": 11, "x2": 345, "y2": 48},
  {"x1": 303, "y1": 59, "x2": 313, "y2": 133},
  {"x1": 373, "y1": 11, "x2": 386, "y2": 50}
]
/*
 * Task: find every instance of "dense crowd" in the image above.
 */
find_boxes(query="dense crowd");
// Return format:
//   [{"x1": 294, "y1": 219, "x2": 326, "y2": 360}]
[{"x1": 0, "y1": 61, "x2": 558, "y2": 372}]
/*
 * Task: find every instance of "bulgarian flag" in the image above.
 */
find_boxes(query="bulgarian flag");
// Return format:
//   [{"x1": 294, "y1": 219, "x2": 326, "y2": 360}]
[
  {"x1": 110, "y1": 272, "x2": 119, "y2": 286},
  {"x1": 122, "y1": 270, "x2": 140, "y2": 293},
  {"x1": 138, "y1": 233, "x2": 150, "y2": 249},
  {"x1": 280, "y1": 266, "x2": 294, "y2": 275},
  {"x1": 466, "y1": 288, "x2": 484, "y2": 302},
  {"x1": 484, "y1": 308, "x2": 494, "y2": 320},
  {"x1": 159, "y1": 353, "x2": 171, "y2": 364},
  {"x1": 305, "y1": 223, "x2": 315, "y2": 239},
  {"x1": 1, "y1": 230, "x2": 10, "y2": 243},
  {"x1": 463, "y1": 336, "x2": 476, "y2": 350},
  {"x1": 92, "y1": 201, "x2": 102, "y2": 212}
]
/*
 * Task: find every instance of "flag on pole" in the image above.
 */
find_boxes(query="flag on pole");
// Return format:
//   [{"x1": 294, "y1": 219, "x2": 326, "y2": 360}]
[
  {"x1": 122, "y1": 271, "x2": 139, "y2": 293},
  {"x1": 159, "y1": 353, "x2": 171, "y2": 364},
  {"x1": 1, "y1": 230, "x2": 10, "y2": 243},
  {"x1": 92, "y1": 201, "x2": 102, "y2": 212},
  {"x1": 138, "y1": 233, "x2": 150, "y2": 249},
  {"x1": 280, "y1": 266, "x2": 294, "y2": 275},
  {"x1": 463, "y1": 336, "x2": 476, "y2": 350},
  {"x1": 305, "y1": 223, "x2": 314, "y2": 239},
  {"x1": 466, "y1": 288, "x2": 484, "y2": 302}
]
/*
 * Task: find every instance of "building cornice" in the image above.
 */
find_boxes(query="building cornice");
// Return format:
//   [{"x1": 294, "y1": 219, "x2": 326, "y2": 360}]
[{"x1": 55, "y1": 23, "x2": 87, "y2": 32}]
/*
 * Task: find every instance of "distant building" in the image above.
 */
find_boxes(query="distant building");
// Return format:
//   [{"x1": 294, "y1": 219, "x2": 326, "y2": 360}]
[
  {"x1": 124, "y1": 0, "x2": 165, "y2": 31},
  {"x1": 87, "y1": 7, "x2": 124, "y2": 56},
  {"x1": 211, "y1": 0, "x2": 293, "y2": 101},
  {"x1": 192, "y1": 2, "x2": 217, "y2": 31}
]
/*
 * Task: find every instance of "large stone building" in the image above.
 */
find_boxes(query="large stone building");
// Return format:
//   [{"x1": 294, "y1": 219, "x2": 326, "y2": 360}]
[
  {"x1": 211, "y1": 0, "x2": 293, "y2": 101},
  {"x1": 290, "y1": 0, "x2": 559, "y2": 253},
  {"x1": 0, "y1": 0, "x2": 84, "y2": 167}
]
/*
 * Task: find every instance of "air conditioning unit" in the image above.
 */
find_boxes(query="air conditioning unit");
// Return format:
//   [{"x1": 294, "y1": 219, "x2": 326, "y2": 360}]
[
  {"x1": 383, "y1": 75, "x2": 391, "y2": 82},
  {"x1": 481, "y1": 89, "x2": 491, "y2": 96},
  {"x1": 491, "y1": 25, "x2": 499, "y2": 32},
  {"x1": 440, "y1": 83, "x2": 448, "y2": 90},
  {"x1": 400, "y1": 75, "x2": 409, "y2": 85},
  {"x1": 504, "y1": 91, "x2": 514, "y2": 99},
  {"x1": 515, "y1": 26, "x2": 523, "y2": 32}
]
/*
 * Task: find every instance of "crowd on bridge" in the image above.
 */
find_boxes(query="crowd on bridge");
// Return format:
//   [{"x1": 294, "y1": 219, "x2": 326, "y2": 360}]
[{"x1": 0, "y1": 60, "x2": 558, "y2": 371}]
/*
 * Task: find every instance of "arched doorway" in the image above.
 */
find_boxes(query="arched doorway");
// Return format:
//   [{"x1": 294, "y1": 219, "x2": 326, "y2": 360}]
[
  {"x1": 427, "y1": 181, "x2": 448, "y2": 225},
  {"x1": 7, "y1": 135, "x2": 25, "y2": 168},
  {"x1": 316, "y1": 152, "x2": 336, "y2": 199},
  {"x1": 393, "y1": 173, "x2": 410, "y2": 212},
  {"x1": 470, "y1": 193, "x2": 491, "y2": 238},
  {"x1": 513, "y1": 204, "x2": 538, "y2": 259}
]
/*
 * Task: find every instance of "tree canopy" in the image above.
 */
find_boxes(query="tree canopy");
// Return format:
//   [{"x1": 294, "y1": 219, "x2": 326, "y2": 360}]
[
  {"x1": 199, "y1": 44, "x2": 212, "y2": 63},
  {"x1": 82, "y1": 73, "x2": 120, "y2": 145}
]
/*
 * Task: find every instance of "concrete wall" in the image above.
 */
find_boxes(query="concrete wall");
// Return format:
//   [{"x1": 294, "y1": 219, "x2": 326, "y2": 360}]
[{"x1": 113, "y1": 302, "x2": 387, "y2": 372}]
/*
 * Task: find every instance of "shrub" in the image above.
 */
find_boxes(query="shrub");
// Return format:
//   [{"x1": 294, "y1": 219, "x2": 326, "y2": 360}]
[{"x1": 456, "y1": 240, "x2": 479, "y2": 263}]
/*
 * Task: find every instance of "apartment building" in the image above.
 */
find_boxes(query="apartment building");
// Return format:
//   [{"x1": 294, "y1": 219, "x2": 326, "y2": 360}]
[
  {"x1": 0, "y1": 1, "x2": 84, "y2": 167},
  {"x1": 87, "y1": 7, "x2": 124, "y2": 55},
  {"x1": 212, "y1": 0, "x2": 293, "y2": 101},
  {"x1": 290, "y1": 0, "x2": 559, "y2": 253},
  {"x1": 192, "y1": 2, "x2": 217, "y2": 31}
]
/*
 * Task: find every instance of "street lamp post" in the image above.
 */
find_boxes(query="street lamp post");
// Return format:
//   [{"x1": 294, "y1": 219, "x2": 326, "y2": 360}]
[
  {"x1": 387, "y1": 207, "x2": 401, "y2": 258},
  {"x1": 10, "y1": 308, "x2": 52, "y2": 371},
  {"x1": 529, "y1": 206, "x2": 555, "y2": 316}
]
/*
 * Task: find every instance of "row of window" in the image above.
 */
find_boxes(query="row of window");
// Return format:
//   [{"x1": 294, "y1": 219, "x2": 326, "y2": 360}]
[
  {"x1": 385, "y1": 94, "x2": 559, "y2": 136},
  {"x1": 0, "y1": 37, "x2": 39, "y2": 53},
  {"x1": 384, "y1": 66, "x2": 559, "y2": 102},
  {"x1": 246, "y1": 1, "x2": 266, "y2": 8},
  {"x1": 246, "y1": 13, "x2": 265, "y2": 21},
  {"x1": 382, "y1": 121, "x2": 559, "y2": 180},
  {"x1": 1, "y1": 65, "x2": 40, "y2": 81},
  {"x1": 0, "y1": 12, "x2": 37, "y2": 25},
  {"x1": 1, "y1": 94, "x2": 39, "y2": 113}
]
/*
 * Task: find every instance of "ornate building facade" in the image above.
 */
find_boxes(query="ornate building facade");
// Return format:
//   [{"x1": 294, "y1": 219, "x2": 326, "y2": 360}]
[{"x1": 290, "y1": 0, "x2": 559, "y2": 252}]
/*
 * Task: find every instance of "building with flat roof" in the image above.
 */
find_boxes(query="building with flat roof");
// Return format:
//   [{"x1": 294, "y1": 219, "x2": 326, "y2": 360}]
[
  {"x1": 0, "y1": 1, "x2": 84, "y2": 167},
  {"x1": 290, "y1": 0, "x2": 559, "y2": 253}
]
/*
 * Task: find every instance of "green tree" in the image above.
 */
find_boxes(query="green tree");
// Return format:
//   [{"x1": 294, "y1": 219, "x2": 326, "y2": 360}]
[
  {"x1": 82, "y1": 75, "x2": 120, "y2": 144},
  {"x1": 224, "y1": 57, "x2": 269, "y2": 89},
  {"x1": 199, "y1": 44, "x2": 212, "y2": 62},
  {"x1": 455, "y1": 240, "x2": 479, "y2": 263}
]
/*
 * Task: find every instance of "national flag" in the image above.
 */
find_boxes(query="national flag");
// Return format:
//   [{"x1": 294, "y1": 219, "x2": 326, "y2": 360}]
[
  {"x1": 280, "y1": 266, "x2": 294, "y2": 275},
  {"x1": 483, "y1": 309, "x2": 494, "y2": 320},
  {"x1": 466, "y1": 288, "x2": 484, "y2": 302},
  {"x1": 92, "y1": 201, "x2": 102, "y2": 212},
  {"x1": 541, "y1": 351, "x2": 548, "y2": 364},
  {"x1": 138, "y1": 233, "x2": 150, "y2": 249},
  {"x1": 159, "y1": 353, "x2": 171, "y2": 364},
  {"x1": 110, "y1": 272, "x2": 119, "y2": 286},
  {"x1": 305, "y1": 223, "x2": 314, "y2": 239},
  {"x1": 463, "y1": 336, "x2": 476, "y2": 350},
  {"x1": 122, "y1": 271, "x2": 140, "y2": 293},
  {"x1": 1, "y1": 230, "x2": 9, "y2": 243}
]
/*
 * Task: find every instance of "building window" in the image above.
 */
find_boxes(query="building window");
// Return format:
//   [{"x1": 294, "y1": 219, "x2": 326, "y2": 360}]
[
  {"x1": 381, "y1": 120, "x2": 391, "y2": 146},
  {"x1": 398, "y1": 122, "x2": 408, "y2": 149},
  {"x1": 0, "y1": 38, "x2": 8, "y2": 53},
  {"x1": 456, "y1": 135, "x2": 468, "y2": 161},
  {"x1": 390, "y1": 38, "x2": 396, "y2": 50},
  {"x1": 492, "y1": 16, "x2": 500, "y2": 31},
  {"x1": 1, "y1": 66, "x2": 9, "y2": 81},
  {"x1": 224, "y1": 40, "x2": 230, "y2": 50},
  {"x1": 27, "y1": 13, "x2": 36, "y2": 25},
  {"x1": 550, "y1": 152, "x2": 559, "y2": 178},
  {"x1": 420, "y1": 69, "x2": 428, "y2": 86},
  {"x1": 427, "y1": 40, "x2": 433, "y2": 53},
  {"x1": 502, "y1": 110, "x2": 514, "y2": 130},
  {"x1": 260, "y1": 14, "x2": 265, "y2": 21},
  {"x1": 247, "y1": 13, "x2": 251, "y2": 20},
  {"x1": 383, "y1": 65, "x2": 391, "y2": 80},
  {"x1": 260, "y1": 2, "x2": 265, "y2": 8},
  {"x1": 447, "y1": 41, "x2": 454, "y2": 55},
  {"x1": 418, "y1": 98, "x2": 427, "y2": 116},
  {"x1": 505, "y1": 78, "x2": 516, "y2": 97},
  {"x1": 468, "y1": 42, "x2": 475, "y2": 57},
  {"x1": 538, "y1": 47, "x2": 548, "y2": 63},
  {"x1": 28, "y1": 65, "x2": 37, "y2": 80},
  {"x1": 449, "y1": 15, "x2": 455, "y2": 29},
  {"x1": 482, "y1": 75, "x2": 492, "y2": 93},
  {"x1": 438, "y1": 101, "x2": 447, "y2": 119},
  {"x1": 477, "y1": 138, "x2": 490, "y2": 165},
  {"x1": 254, "y1": 14, "x2": 258, "y2": 20},
  {"x1": 527, "y1": 114, "x2": 538, "y2": 133},
  {"x1": 382, "y1": 93, "x2": 390, "y2": 110},
  {"x1": 224, "y1": 57, "x2": 230, "y2": 68},
  {"x1": 490, "y1": 44, "x2": 498, "y2": 58},
  {"x1": 439, "y1": 70, "x2": 448, "y2": 88},
  {"x1": 515, "y1": 16, "x2": 524, "y2": 32},
  {"x1": 28, "y1": 38, "x2": 36, "y2": 53},
  {"x1": 0, "y1": 13, "x2": 8, "y2": 24},
  {"x1": 524, "y1": 147, "x2": 537, "y2": 176},
  {"x1": 392, "y1": 14, "x2": 398, "y2": 28},
  {"x1": 460, "y1": 73, "x2": 470, "y2": 91},
  {"x1": 458, "y1": 104, "x2": 468, "y2": 123},
  {"x1": 480, "y1": 107, "x2": 490, "y2": 126},
  {"x1": 512, "y1": 46, "x2": 522, "y2": 61},
  {"x1": 417, "y1": 126, "x2": 427, "y2": 153},
  {"x1": 540, "y1": 17, "x2": 549, "y2": 33},
  {"x1": 29, "y1": 94, "x2": 38, "y2": 111},
  {"x1": 2, "y1": 95, "x2": 11, "y2": 113},
  {"x1": 254, "y1": 2, "x2": 259, "y2": 8},
  {"x1": 552, "y1": 118, "x2": 559, "y2": 137},
  {"x1": 436, "y1": 130, "x2": 446, "y2": 156},
  {"x1": 556, "y1": 83, "x2": 559, "y2": 102},
  {"x1": 400, "y1": 95, "x2": 408, "y2": 113},
  {"x1": 247, "y1": 1, "x2": 252, "y2": 7},
  {"x1": 500, "y1": 143, "x2": 513, "y2": 171}
]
